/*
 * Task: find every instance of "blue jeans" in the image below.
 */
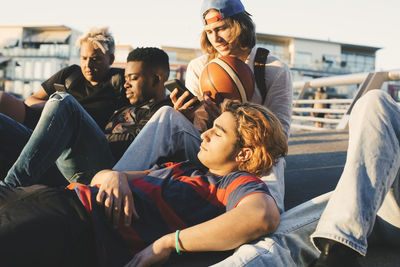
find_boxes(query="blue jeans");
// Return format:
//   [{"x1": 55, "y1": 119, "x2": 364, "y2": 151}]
[
  {"x1": 3, "y1": 92, "x2": 115, "y2": 187},
  {"x1": 0, "y1": 113, "x2": 32, "y2": 175},
  {"x1": 113, "y1": 106, "x2": 287, "y2": 213},
  {"x1": 214, "y1": 90, "x2": 400, "y2": 266},
  {"x1": 113, "y1": 106, "x2": 203, "y2": 171}
]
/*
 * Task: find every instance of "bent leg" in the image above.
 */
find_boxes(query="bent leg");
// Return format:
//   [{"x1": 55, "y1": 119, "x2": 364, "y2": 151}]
[
  {"x1": 113, "y1": 106, "x2": 202, "y2": 171},
  {"x1": 311, "y1": 90, "x2": 400, "y2": 256},
  {"x1": 4, "y1": 92, "x2": 114, "y2": 187}
]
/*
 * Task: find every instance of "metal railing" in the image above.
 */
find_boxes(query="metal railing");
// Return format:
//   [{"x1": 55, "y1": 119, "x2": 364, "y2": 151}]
[{"x1": 291, "y1": 71, "x2": 400, "y2": 131}]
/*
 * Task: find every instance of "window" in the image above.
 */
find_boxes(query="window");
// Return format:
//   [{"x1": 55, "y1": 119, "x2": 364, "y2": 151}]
[
  {"x1": 341, "y1": 52, "x2": 376, "y2": 73},
  {"x1": 24, "y1": 61, "x2": 33, "y2": 79},
  {"x1": 34, "y1": 61, "x2": 42, "y2": 79},
  {"x1": 257, "y1": 42, "x2": 286, "y2": 62},
  {"x1": 294, "y1": 51, "x2": 312, "y2": 68},
  {"x1": 43, "y1": 61, "x2": 53, "y2": 78}
]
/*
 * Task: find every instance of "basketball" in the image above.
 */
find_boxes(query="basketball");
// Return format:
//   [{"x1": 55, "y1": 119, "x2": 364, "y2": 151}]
[{"x1": 200, "y1": 56, "x2": 254, "y2": 103}]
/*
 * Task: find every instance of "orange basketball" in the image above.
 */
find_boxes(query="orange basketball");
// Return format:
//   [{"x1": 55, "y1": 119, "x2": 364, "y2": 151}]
[{"x1": 200, "y1": 56, "x2": 254, "y2": 103}]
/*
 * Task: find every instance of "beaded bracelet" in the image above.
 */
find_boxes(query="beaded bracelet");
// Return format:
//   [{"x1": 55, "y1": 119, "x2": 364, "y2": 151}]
[{"x1": 175, "y1": 230, "x2": 182, "y2": 255}]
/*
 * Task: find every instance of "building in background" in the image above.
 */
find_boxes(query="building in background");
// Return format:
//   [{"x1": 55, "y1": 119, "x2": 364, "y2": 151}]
[
  {"x1": 112, "y1": 44, "x2": 133, "y2": 69},
  {"x1": 162, "y1": 33, "x2": 380, "y2": 98},
  {"x1": 255, "y1": 33, "x2": 379, "y2": 80},
  {"x1": 0, "y1": 26, "x2": 383, "y2": 100},
  {"x1": 0, "y1": 25, "x2": 81, "y2": 98}
]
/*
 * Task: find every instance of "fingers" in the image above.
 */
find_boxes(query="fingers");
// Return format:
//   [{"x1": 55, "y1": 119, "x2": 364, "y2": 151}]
[
  {"x1": 173, "y1": 91, "x2": 189, "y2": 110},
  {"x1": 170, "y1": 89, "x2": 198, "y2": 111},
  {"x1": 96, "y1": 189, "x2": 105, "y2": 203},
  {"x1": 104, "y1": 192, "x2": 114, "y2": 221},
  {"x1": 112, "y1": 195, "x2": 122, "y2": 227},
  {"x1": 180, "y1": 96, "x2": 199, "y2": 110},
  {"x1": 123, "y1": 193, "x2": 139, "y2": 226},
  {"x1": 169, "y1": 88, "x2": 179, "y2": 105}
]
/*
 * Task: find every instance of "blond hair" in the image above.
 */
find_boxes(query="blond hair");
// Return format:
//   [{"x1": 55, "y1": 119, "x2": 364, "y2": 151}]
[
  {"x1": 222, "y1": 100, "x2": 288, "y2": 176},
  {"x1": 76, "y1": 27, "x2": 115, "y2": 55}
]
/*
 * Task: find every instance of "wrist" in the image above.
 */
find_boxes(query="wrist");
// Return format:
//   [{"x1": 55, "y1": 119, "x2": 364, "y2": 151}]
[{"x1": 154, "y1": 233, "x2": 175, "y2": 255}]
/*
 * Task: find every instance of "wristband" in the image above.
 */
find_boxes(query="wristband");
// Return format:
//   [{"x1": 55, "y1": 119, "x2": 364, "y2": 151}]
[{"x1": 175, "y1": 230, "x2": 182, "y2": 255}]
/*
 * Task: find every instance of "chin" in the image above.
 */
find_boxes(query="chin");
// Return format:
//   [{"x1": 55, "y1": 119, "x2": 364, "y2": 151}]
[{"x1": 197, "y1": 152, "x2": 207, "y2": 166}]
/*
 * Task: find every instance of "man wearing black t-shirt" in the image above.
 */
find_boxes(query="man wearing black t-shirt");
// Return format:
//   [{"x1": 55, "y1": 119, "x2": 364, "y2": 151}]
[{"x1": 0, "y1": 27, "x2": 129, "y2": 129}]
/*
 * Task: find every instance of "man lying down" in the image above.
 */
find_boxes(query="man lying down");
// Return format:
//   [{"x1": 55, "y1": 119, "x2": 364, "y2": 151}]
[{"x1": 0, "y1": 100, "x2": 287, "y2": 267}]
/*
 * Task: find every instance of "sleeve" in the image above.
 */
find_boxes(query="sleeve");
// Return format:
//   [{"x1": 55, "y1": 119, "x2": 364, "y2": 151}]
[
  {"x1": 225, "y1": 174, "x2": 271, "y2": 211},
  {"x1": 185, "y1": 55, "x2": 209, "y2": 97},
  {"x1": 41, "y1": 65, "x2": 79, "y2": 96},
  {"x1": 263, "y1": 61, "x2": 293, "y2": 140}
]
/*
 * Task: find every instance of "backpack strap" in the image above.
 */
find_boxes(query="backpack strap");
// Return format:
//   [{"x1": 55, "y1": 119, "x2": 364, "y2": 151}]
[{"x1": 254, "y1": 47, "x2": 270, "y2": 103}]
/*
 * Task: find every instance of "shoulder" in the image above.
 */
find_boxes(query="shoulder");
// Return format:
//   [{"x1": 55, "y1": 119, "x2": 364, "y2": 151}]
[
  {"x1": 187, "y1": 54, "x2": 210, "y2": 73},
  {"x1": 107, "y1": 67, "x2": 125, "y2": 83},
  {"x1": 108, "y1": 67, "x2": 124, "y2": 76},
  {"x1": 68, "y1": 64, "x2": 81, "y2": 71},
  {"x1": 249, "y1": 46, "x2": 289, "y2": 74},
  {"x1": 56, "y1": 64, "x2": 81, "y2": 78},
  {"x1": 220, "y1": 171, "x2": 265, "y2": 188}
]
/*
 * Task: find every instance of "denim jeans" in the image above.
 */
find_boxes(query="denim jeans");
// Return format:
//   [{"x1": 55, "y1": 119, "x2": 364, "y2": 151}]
[
  {"x1": 113, "y1": 106, "x2": 287, "y2": 213},
  {"x1": 214, "y1": 90, "x2": 400, "y2": 266},
  {"x1": 3, "y1": 92, "x2": 115, "y2": 187},
  {"x1": 0, "y1": 113, "x2": 32, "y2": 177}
]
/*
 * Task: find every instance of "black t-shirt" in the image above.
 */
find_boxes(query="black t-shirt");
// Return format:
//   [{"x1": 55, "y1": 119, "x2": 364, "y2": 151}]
[{"x1": 42, "y1": 65, "x2": 130, "y2": 129}]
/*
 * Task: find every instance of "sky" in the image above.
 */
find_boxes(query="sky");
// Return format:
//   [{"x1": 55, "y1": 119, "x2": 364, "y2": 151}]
[{"x1": 1, "y1": 0, "x2": 399, "y2": 71}]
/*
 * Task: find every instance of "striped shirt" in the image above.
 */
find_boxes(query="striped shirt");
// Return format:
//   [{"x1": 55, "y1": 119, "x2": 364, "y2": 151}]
[{"x1": 68, "y1": 161, "x2": 271, "y2": 258}]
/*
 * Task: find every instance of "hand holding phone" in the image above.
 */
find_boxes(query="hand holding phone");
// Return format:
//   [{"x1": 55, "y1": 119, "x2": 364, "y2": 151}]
[{"x1": 164, "y1": 79, "x2": 201, "y2": 108}]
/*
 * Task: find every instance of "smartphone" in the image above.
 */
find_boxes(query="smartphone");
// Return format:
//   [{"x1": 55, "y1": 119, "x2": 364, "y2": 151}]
[
  {"x1": 164, "y1": 79, "x2": 200, "y2": 107},
  {"x1": 53, "y1": 83, "x2": 67, "y2": 92}
]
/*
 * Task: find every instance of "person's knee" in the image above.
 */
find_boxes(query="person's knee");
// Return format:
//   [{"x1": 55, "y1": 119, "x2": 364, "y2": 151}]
[
  {"x1": 157, "y1": 106, "x2": 176, "y2": 117},
  {"x1": 353, "y1": 90, "x2": 390, "y2": 115},
  {"x1": 361, "y1": 90, "x2": 388, "y2": 105},
  {"x1": 47, "y1": 92, "x2": 80, "y2": 110},
  {"x1": 49, "y1": 91, "x2": 74, "y2": 102},
  {"x1": 151, "y1": 106, "x2": 181, "y2": 122}
]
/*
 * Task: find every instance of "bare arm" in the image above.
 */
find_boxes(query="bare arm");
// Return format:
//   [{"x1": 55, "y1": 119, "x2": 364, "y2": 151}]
[
  {"x1": 128, "y1": 193, "x2": 280, "y2": 267},
  {"x1": 24, "y1": 87, "x2": 49, "y2": 109},
  {"x1": 91, "y1": 169, "x2": 148, "y2": 227}
]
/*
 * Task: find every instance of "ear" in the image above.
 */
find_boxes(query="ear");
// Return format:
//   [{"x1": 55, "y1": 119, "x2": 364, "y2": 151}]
[
  {"x1": 153, "y1": 74, "x2": 161, "y2": 86},
  {"x1": 235, "y1": 147, "x2": 253, "y2": 163}
]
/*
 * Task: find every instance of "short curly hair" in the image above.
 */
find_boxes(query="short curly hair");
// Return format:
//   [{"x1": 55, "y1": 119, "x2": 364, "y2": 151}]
[
  {"x1": 127, "y1": 47, "x2": 170, "y2": 81},
  {"x1": 76, "y1": 27, "x2": 115, "y2": 55},
  {"x1": 222, "y1": 100, "x2": 288, "y2": 176},
  {"x1": 201, "y1": 11, "x2": 256, "y2": 60}
]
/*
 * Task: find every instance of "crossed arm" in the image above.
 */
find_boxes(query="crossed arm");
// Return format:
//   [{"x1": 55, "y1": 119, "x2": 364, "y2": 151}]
[{"x1": 91, "y1": 170, "x2": 280, "y2": 267}]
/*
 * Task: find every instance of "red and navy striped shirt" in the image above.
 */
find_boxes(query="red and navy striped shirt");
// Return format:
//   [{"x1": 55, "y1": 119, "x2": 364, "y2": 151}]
[{"x1": 68, "y1": 161, "x2": 271, "y2": 259}]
